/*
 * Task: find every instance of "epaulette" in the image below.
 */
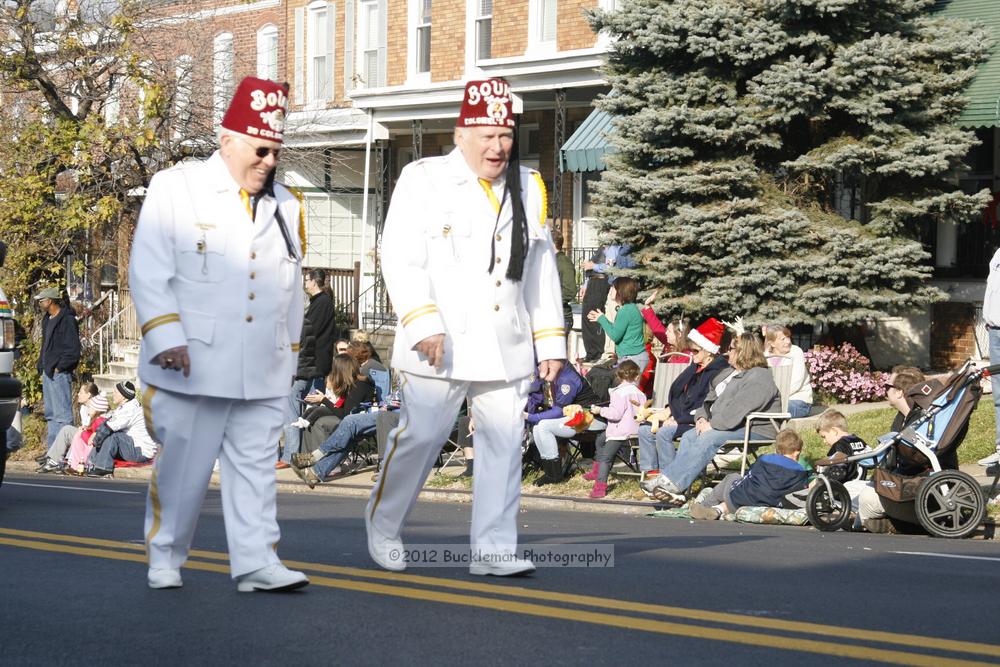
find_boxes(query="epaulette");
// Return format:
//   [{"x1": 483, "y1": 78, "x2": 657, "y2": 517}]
[
  {"x1": 530, "y1": 171, "x2": 548, "y2": 228},
  {"x1": 282, "y1": 183, "x2": 308, "y2": 257}
]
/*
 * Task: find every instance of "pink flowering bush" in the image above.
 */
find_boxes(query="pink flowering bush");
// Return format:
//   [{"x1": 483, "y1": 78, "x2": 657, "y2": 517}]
[{"x1": 804, "y1": 343, "x2": 889, "y2": 404}]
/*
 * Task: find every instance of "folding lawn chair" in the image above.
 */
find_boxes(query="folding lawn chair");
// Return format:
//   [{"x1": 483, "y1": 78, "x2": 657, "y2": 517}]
[{"x1": 652, "y1": 353, "x2": 693, "y2": 408}]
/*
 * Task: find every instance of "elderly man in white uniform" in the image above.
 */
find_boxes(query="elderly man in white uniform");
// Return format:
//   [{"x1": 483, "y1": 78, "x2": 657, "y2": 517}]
[
  {"x1": 130, "y1": 77, "x2": 309, "y2": 592},
  {"x1": 367, "y1": 78, "x2": 566, "y2": 576}
]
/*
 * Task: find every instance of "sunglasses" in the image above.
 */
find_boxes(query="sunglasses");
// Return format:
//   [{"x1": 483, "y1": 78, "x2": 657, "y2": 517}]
[
  {"x1": 884, "y1": 383, "x2": 900, "y2": 391},
  {"x1": 233, "y1": 134, "x2": 280, "y2": 159}
]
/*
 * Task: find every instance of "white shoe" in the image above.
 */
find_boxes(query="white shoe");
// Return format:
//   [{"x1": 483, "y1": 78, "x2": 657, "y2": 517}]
[
  {"x1": 236, "y1": 563, "x2": 309, "y2": 592},
  {"x1": 365, "y1": 511, "x2": 406, "y2": 571},
  {"x1": 148, "y1": 568, "x2": 183, "y2": 589},
  {"x1": 977, "y1": 451, "x2": 1000, "y2": 466},
  {"x1": 470, "y1": 557, "x2": 536, "y2": 577}
]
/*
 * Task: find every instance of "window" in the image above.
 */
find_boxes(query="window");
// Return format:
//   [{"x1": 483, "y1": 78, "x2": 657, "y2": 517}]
[
  {"x1": 308, "y1": 5, "x2": 329, "y2": 102},
  {"x1": 213, "y1": 33, "x2": 234, "y2": 126},
  {"x1": 257, "y1": 25, "x2": 279, "y2": 80},
  {"x1": 476, "y1": 0, "x2": 491, "y2": 61},
  {"x1": 416, "y1": 0, "x2": 431, "y2": 74},
  {"x1": 529, "y1": 0, "x2": 556, "y2": 52},
  {"x1": 359, "y1": 0, "x2": 386, "y2": 88}
]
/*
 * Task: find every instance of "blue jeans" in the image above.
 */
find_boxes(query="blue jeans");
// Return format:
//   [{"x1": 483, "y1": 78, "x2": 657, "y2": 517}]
[
  {"x1": 662, "y1": 426, "x2": 769, "y2": 492},
  {"x1": 282, "y1": 378, "x2": 309, "y2": 463},
  {"x1": 42, "y1": 371, "x2": 73, "y2": 449},
  {"x1": 89, "y1": 432, "x2": 150, "y2": 471},
  {"x1": 531, "y1": 416, "x2": 607, "y2": 460},
  {"x1": 313, "y1": 411, "x2": 378, "y2": 478},
  {"x1": 787, "y1": 400, "x2": 811, "y2": 419},
  {"x1": 637, "y1": 422, "x2": 679, "y2": 472},
  {"x1": 991, "y1": 328, "x2": 1000, "y2": 445}
]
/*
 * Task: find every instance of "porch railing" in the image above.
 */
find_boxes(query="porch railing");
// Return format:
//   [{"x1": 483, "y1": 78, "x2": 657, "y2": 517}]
[{"x1": 89, "y1": 289, "x2": 140, "y2": 376}]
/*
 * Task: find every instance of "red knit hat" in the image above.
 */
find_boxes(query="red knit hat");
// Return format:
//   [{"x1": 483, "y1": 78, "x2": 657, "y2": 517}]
[
  {"x1": 458, "y1": 78, "x2": 516, "y2": 129},
  {"x1": 687, "y1": 317, "x2": 725, "y2": 354},
  {"x1": 221, "y1": 76, "x2": 289, "y2": 143}
]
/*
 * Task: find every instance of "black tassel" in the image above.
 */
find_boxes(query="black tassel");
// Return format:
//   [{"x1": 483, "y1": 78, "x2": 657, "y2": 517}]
[{"x1": 504, "y1": 134, "x2": 529, "y2": 283}]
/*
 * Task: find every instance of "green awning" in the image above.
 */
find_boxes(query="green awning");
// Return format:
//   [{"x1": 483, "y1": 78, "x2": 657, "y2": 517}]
[
  {"x1": 934, "y1": 0, "x2": 1000, "y2": 128},
  {"x1": 559, "y1": 109, "x2": 615, "y2": 172}
]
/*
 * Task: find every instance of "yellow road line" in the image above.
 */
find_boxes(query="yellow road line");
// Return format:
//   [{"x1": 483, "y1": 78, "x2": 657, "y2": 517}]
[
  {"x1": 2, "y1": 527, "x2": 997, "y2": 659},
  {"x1": 0, "y1": 534, "x2": 994, "y2": 667}
]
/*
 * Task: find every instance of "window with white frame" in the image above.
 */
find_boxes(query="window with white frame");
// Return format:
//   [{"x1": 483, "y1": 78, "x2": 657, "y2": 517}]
[
  {"x1": 174, "y1": 54, "x2": 193, "y2": 138},
  {"x1": 213, "y1": 33, "x2": 234, "y2": 127},
  {"x1": 103, "y1": 76, "x2": 120, "y2": 126},
  {"x1": 416, "y1": 0, "x2": 431, "y2": 74},
  {"x1": 529, "y1": 0, "x2": 556, "y2": 51},
  {"x1": 359, "y1": 0, "x2": 386, "y2": 88},
  {"x1": 257, "y1": 24, "x2": 279, "y2": 80},
  {"x1": 476, "y1": 0, "x2": 491, "y2": 61},
  {"x1": 308, "y1": 3, "x2": 330, "y2": 102}
]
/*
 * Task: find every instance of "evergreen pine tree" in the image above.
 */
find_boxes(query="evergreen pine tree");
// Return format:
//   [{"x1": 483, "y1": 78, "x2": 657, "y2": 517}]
[{"x1": 590, "y1": 0, "x2": 992, "y2": 325}]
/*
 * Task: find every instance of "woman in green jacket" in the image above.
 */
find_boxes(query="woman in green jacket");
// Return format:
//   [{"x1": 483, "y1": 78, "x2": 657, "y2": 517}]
[{"x1": 586, "y1": 277, "x2": 648, "y2": 371}]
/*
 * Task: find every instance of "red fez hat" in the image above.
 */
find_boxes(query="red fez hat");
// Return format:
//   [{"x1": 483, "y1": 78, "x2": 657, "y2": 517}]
[
  {"x1": 458, "y1": 78, "x2": 516, "y2": 129},
  {"x1": 221, "y1": 76, "x2": 289, "y2": 143}
]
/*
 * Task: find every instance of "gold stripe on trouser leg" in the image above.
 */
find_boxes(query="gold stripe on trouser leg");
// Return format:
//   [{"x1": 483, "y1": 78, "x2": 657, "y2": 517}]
[
  {"x1": 370, "y1": 374, "x2": 409, "y2": 520},
  {"x1": 142, "y1": 385, "x2": 161, "y2": 554}
]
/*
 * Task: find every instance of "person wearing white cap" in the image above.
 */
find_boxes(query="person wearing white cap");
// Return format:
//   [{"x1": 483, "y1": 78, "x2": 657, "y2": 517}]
[
  {"x1": 367, "y1": 78, "x2": 565, "y2": 576},
  {"x1": 128, "y1": 76, "x2": 309, "y2": 592}
]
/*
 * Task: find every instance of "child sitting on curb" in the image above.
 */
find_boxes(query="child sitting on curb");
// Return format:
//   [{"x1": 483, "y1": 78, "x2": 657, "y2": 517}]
[
  {"x1": 584, "y1": 360, "x2": 645, "y2": 499},
  {"x1": 814, "y1": 408, "x2": 871, "y2": 483},
  {"x1": 689, "y1": 429, "x2": 810, "y2": 520}
]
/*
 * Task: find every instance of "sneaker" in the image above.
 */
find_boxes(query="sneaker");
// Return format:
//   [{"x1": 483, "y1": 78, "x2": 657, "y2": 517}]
[
  {"x1": 85, "y1": 467, "x2": 114, "y2": 478},
  {"x1": 640, "y1": 474, "x2": 680, "y2": 497},
  {"x1": 293, "y1": 465, "x2": 321, "y2": 489},
  {"x1": 689, "y1": 503, "x2": 721, "y2": 520},
  {"x1": 977, "y1": 451, "x2": 1000, "y2": 467},
  {"x1": 986, "y1": 462, "x2": 1000, "y2": 477},
  {"x1": 148, "y1": 568, "x2": 183, "y2": 589},
  {"x1": 36, "y1": 459, "x2": 64, "y2": 474},
  {"x1": 236, "y1": 563, "x2": 309, "y2": 593}
]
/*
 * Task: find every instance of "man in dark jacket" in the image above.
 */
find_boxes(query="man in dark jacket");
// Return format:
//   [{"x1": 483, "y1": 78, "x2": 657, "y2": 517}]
[
  {"x1": 304, "y1": 269, "x2": 337, "y2": 392},
  {"x1": 278, "y1": 314, "x2": 317, "y2": 468},
  {"x1": 34, "y1": 287, "x2": 80, "y2": 448}
]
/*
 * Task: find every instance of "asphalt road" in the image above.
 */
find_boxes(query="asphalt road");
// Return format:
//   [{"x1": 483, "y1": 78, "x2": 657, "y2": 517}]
[{"x1": 1, "y1": 471, "x2": 999, "y2": 666}]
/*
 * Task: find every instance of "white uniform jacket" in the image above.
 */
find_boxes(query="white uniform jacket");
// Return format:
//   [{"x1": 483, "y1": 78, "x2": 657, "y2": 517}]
[
  {"x1": 382, "y1": 148, "x2": 566, "y2": 382},
  {"x1": 129, "y1": 151, "x2": 304, "y2": 400}
]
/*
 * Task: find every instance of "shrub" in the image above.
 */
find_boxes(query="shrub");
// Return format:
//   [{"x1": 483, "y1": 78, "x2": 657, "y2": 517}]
[{"x1": 805, "y1": 343, "x2": 889, "y2": 404}]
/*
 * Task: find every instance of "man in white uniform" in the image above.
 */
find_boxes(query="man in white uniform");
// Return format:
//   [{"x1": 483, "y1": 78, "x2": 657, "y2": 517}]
[
  {"x1": 982, "y1": 247, "x2": 1000, "y2": 469},
  {"x1": 130, "y1": 77, "x2": 309, "y2": 592},
  {"x1": 367, "y1": 78, "x2": 566, "y2": 576}
]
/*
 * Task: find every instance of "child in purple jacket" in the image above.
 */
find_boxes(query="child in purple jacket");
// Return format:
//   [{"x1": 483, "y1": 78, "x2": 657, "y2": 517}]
[{"x1": 585, "y1": 361, "x2": 645, "y2": 498}]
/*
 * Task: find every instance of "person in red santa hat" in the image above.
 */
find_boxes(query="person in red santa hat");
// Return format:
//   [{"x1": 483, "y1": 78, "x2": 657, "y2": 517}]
[
  {"x1": 634, "y1": 318, "x2": 731, "y2": 490},
  {"x1": 129, "y1": 76, "x2": 310, "y2": 592},
  {"x1": 366, "y1": 78, "x2": 565, "y2": 576}
]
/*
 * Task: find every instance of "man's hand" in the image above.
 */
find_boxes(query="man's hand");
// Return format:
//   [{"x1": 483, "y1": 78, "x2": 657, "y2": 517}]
[
  {"x1": 538, "y1": 358, "x2": 563, "y2": 383},
  {"x1": 414, "y1": 334, "x2": 446, "y2": 369},
  {"x1": 151, "y1": 345, "x2": 191, "y2": 378},
  {"x1": 581, "y1": 260, "x2": 595, "y2": 271},
  {"x1": 695, "y1": 417, "x2": 711, "y2": 435}
]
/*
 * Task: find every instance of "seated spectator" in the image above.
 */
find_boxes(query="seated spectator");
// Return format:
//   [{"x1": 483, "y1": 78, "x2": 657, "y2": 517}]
[
  {"x1": 688, "y1": 430, "x2": 810, "y2": 520},
  {"x1": 642, "y1": 332, "x2": 781, "y2": 502},
  {"x1": 64, "y1": 394, "x2": 111, "y2": 475},
  {"x1": 37, "y1": 381, "x2": 102, "y2": 473},
  {"x1": 527, "y1": 363, "x2": 603, "y2": 487},
  {"x1": 813, "y1": 409, "x2": 871, "y2": 483},
  {"x1": 584, "y1": 361, "x2": 645, "y2": 498},
  {"x1": 637, "y1": 318, "x2": 729, "y2": 485},
  {"x1": 587, "y1": 277, "x2": 648, "y2": 371},
  {"x1": 293, "y1": 410, "x2": 381, "y2": 488},
  {"x1": 764, "y1": 325, "x2": 813, "y2": 418},
  {"x1": 846, "y1": 366, "x2": 939, "y2": 533},
  {"x1": 297, "y1": 353, "x2": 376, "y2": 455},
  {"x1": 347, "y1": 340, "x2": 389, "y2": 402},
  {"x1": 84, "y1": 381, "x2": 157, "y2": 477}
]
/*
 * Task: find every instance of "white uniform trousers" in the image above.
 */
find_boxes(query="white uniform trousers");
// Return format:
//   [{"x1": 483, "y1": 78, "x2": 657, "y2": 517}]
[
  {"x1": 143, "y1": 387, "x2": 284, "y2": 578},
  {"x1": 367, "y1": 372, "x2": 531, "y2": 558}
]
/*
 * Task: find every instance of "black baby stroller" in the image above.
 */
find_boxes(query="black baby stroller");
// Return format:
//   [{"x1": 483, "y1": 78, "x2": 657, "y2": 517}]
[{"x1": 807, "y1": 360, "x2": 996, "y2": 539}]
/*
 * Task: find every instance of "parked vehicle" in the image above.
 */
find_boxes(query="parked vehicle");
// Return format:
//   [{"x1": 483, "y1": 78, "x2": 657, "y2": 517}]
[{"x1": 0, "y1": 241, "x2": 23, "y2": 487}]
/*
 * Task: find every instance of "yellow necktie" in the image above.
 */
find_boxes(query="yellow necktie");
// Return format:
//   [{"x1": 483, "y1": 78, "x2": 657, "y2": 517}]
[
  {"x1": 478, "y1": 179, "x2": 501, "y2": 214},
  {"x1": 239, "y1": 189, "x2": 254, "y2": 221}
]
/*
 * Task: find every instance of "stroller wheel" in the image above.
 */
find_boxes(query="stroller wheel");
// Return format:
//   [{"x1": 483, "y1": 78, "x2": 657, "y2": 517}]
[
  {"x1": 915, "y1": 470, "x2": 984, "y2": 539},
  {"x1": 806, "y1": 480, "x2": 852, "y2": 532}
]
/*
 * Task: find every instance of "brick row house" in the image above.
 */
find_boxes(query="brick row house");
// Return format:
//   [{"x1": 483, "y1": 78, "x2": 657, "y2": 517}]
[{"x1": 114, "y1": 0, "x2": 1000, "y2": 368}]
